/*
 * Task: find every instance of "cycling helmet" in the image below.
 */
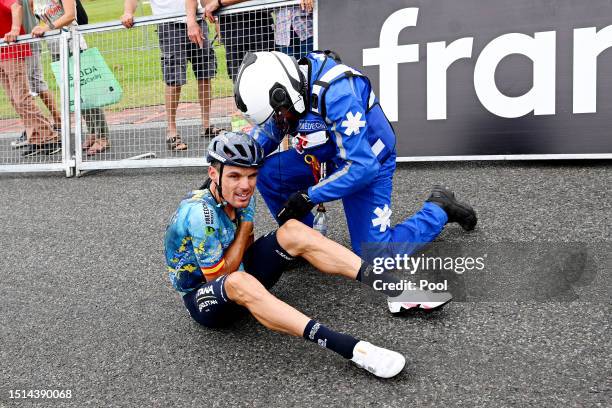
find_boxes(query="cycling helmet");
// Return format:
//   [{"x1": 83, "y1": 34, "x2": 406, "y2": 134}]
[
  {"x1": 206, "y1": 132, "x2": 264, "y2": 168},
  {"x1": 234, "y1": 51, "x2": 307, "y2": 126}
]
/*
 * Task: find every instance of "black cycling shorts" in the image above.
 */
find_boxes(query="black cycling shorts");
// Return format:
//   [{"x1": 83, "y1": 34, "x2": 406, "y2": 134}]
[{"x1": 183, "y1": 230, "x2": 295, "y2": 328}]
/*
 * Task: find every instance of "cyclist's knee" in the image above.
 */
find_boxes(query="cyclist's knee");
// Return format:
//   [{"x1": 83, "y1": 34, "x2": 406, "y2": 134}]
[
  {"x1": 224, "y1": 271, "x2": 266, "y2": 306},
  {"x1": 277, "y1": 219, "x2": 318, "y2": 256}
]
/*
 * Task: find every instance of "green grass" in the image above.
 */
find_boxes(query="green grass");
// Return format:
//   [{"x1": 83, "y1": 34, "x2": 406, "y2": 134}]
[{"x1": 1, "y1": 0, "x2": 232, "y2": 119}]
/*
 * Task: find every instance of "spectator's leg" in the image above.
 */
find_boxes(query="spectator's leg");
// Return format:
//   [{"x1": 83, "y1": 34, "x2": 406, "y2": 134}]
[
  {"x1": 82, "y1": 108, "x2": 109, "y2": 138},
  {"x1": 159, "y1": 22, "x2": 188, "y2": 150},
  {"x1": 219, "y1": 18, "x2": 244, "y2": 124},
  {"x1": 191, "y1": 20, "x2": 217, "y2": 134},
  {"x1": 83, "y1": 108, "x2": 110, "y2": 156},
  {"x1": 165, "y1": 85, "x2": 182, "y2": 137},
  {"x1": 2, "y1": 58, "x2": 56, "y2": 145},
  {"x1": 245, "y1": 10, "x2": 265, "y2": 54},
  {"x1": 26, "y1": 47, "x2": 61, "y2": 126},
  {"x1": 220, "y1": 15, "x2": 242, "y2": 81},
  {"x1": 39, "y1": 90, "x2": 61, "y2": 126},
  {"x1": 0, "y1": 60, "x2": 12, "y2": 104},
  {"x1": 197, "y1": 79, "x2": 211, "y2": 129}
]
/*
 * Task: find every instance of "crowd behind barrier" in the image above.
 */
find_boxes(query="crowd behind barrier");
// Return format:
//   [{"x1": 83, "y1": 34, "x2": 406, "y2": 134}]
[{"x1": 0, "y1": 0, "x2": 315, "y2": 176}]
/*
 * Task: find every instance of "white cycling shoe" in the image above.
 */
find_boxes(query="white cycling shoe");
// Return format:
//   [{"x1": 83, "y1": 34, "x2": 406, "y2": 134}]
[
  {"x1": 387, "y1": 290, "x2": 453, "y2": 314},
  {"x1": 350, "y1": 341, "x2": 406, "y2": 378}
]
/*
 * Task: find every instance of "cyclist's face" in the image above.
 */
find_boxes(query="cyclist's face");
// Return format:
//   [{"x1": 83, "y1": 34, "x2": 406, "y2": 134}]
[{"x1": 217, "y1": 166, "x2": 258, "y2": 208}]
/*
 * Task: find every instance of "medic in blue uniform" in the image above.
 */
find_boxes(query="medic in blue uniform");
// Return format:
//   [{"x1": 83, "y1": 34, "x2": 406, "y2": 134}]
[{"x1": 234, "y1": 51, "x2": 477, "y2": 256}]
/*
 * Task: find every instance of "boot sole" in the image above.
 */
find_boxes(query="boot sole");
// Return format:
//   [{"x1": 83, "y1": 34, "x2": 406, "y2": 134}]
[{"x1": 389, "y1": 297, "x2": 452, "y2": 314}]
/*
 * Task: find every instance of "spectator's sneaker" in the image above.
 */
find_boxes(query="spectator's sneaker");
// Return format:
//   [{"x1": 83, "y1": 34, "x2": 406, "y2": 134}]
[
  {"x1": 23, "y1": 141, "x2": 62, "y2": 157},
  {"x1": 387, "y1": 290, "x2": 453, "y2": 314},
  {"x1": 426, "y1": 185, "x2": 477, "y2": 231},
  {"x1": 11, "y1": 131, "x2": 28, "y2": 149},
  {"x1": 42, "y1": 141, "x2": 62, "y2": 155},
  {"x1": 350, "y1": 341, "x2": 406, "y2": 378},
  {"x1": 22, "y1": 144, "x2": 44, "y2": 157}
]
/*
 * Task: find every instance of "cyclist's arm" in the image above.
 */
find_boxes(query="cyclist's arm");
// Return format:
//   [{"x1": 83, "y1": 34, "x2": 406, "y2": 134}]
[
  {"x1": 211, "y1": 221, "x2": 253, "y2": 280},
  {"x1": 188, "y1": 202, "x2": 254, "y2": 282}
]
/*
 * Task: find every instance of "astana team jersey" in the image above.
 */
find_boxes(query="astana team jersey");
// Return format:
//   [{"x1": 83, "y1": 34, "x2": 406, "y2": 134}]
[{"x1": 164, "y1": 189, "x2": 241, "y2": 295}]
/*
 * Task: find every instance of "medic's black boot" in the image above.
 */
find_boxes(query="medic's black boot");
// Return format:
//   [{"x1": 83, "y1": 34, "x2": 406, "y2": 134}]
[{"x1": 426, "y1": 185, "x2": 477, "y2": 231}]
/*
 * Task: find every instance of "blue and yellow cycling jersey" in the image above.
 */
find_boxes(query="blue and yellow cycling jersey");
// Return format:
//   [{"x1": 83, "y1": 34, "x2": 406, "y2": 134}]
[{"x1": 164, "y1": 189, "x2": 239, "y2": 295}]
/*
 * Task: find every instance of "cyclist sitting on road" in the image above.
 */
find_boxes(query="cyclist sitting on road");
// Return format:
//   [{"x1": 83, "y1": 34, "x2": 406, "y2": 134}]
[{"x1": 165, "y1": 133, "x2": 452, "y2": 378}]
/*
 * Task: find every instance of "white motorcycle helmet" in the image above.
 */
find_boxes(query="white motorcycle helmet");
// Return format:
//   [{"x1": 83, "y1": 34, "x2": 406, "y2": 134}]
[{"x1": 234, "y1": 51, "x2": 307, "y2": 127}]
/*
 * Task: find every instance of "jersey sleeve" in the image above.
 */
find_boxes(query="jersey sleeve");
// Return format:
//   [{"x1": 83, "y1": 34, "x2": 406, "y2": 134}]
[
  {"x1": 187, "y1": 203, "x2": 226, "y2": 277},
  {"x1": 308, "y1": 77, "x2": 380, "y2": 204}
]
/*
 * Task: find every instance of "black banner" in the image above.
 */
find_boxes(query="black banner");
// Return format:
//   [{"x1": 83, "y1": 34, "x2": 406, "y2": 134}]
[{"x1": 318, "y1": 0, "x2": 612, "y2": 158}]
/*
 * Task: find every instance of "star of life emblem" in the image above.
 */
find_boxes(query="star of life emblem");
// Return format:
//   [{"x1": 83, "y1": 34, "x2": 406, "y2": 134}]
[
  {"x1": 341, "y1": 111, "x2": 366, "y2": 136},
  {"x1": 372, "y1": 205, "x2": 392, "y2": 233}
]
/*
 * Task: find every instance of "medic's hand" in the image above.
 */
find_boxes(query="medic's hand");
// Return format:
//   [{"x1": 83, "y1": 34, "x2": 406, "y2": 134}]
[
  {"x1": 277, "y1": 191, "x2": 314, "y2": 225},
  {"x1": 237, "y1": 195, "x2": 256, "y2": 223}
]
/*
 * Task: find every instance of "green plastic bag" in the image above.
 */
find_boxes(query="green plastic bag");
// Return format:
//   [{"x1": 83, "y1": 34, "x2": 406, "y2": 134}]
[{"x1": 51, "y1": 47, "x2": 123, "y2": 111}]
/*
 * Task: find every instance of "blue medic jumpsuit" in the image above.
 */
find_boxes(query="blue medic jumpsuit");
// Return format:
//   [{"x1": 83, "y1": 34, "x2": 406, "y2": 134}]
[{"x1": 253, "y1": 51, "x2": 449, "y2": 256}]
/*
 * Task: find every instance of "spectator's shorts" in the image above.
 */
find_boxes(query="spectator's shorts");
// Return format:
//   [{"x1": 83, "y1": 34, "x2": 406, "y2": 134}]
[
  {"x1": 25, "y1": 47, "x2": 49, "y2": 95},
  {"x1": 182, "y1": 230, "x2": 295, "y2": 328},
  {"x1": 219, "y1": 10, "x2": 275, "y2": 80},
  {"x1": 157, "y1": 21, "x2": 217, "y2": 86}
]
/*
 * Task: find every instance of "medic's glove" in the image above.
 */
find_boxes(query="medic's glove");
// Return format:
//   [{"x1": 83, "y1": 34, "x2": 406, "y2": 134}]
[
  {"x1": 277, "y1": 191, "x2": 315, "y2": 225},
  {"x1": 237, "y1": 196, "x2": 256, "y2": 223}
]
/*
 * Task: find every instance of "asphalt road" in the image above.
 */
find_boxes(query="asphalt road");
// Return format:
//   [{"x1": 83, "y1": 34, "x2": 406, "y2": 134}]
[{"x1": 0, "y1": 160, "x2": 610, "y2": 407}]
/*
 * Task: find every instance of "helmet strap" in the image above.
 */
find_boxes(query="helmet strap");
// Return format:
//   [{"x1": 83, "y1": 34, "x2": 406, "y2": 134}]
[{"x1": 211, "y1": 163, "x2": 228, "y2": 208}]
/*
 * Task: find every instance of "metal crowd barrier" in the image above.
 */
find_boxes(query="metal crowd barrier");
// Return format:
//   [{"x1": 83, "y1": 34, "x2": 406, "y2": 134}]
[
  {"x1": 0, "y1": 0, "x2": 316, "y2": 176},
  {"x1": 0, "y1": 30, "x2": 73, "y2": 176}
]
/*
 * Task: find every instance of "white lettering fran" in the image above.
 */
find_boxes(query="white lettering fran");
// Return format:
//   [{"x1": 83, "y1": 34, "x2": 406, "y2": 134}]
[
  {"x1": 427, "y1": 38, "x2": 474, "y2": 120},
  {"x1": 362, "y1": 8, "x2": 420, "y2": 122},
  {"x1": 474, "y1": 32, "x2": 557, "y2": 118},
  {"x1": 573, "y1": 26, "x2": 612, "y2": 114},
  {"x1": 362, "y1": 7, "x2": 612, "y2": 120}
]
